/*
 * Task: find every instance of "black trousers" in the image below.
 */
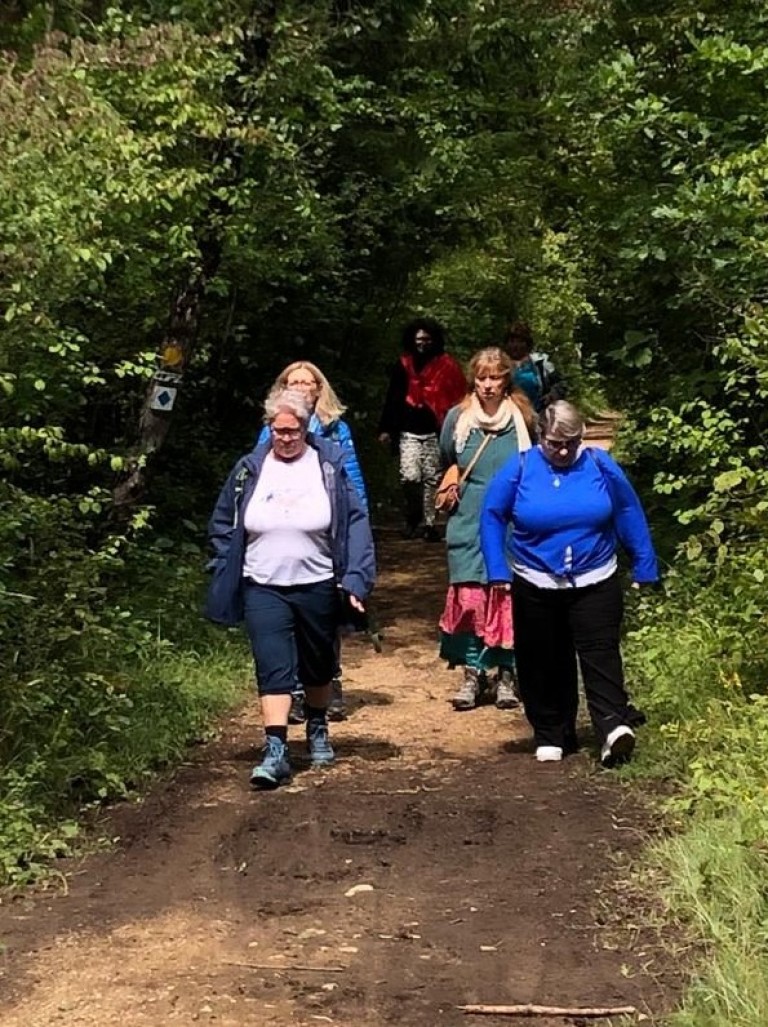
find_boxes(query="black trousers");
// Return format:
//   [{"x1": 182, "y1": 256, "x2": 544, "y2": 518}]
[{"x1": 512, "y1": 573, "x2": 631, "y2": 749}]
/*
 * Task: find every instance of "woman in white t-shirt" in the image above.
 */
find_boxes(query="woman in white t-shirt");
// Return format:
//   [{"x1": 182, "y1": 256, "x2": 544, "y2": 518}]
[
  {"x1": 255, "y1": 361, "x2": 368, "y2": 724},
  {"x1": 206, "y1": 389, "x2": 376, "y2": 790}
]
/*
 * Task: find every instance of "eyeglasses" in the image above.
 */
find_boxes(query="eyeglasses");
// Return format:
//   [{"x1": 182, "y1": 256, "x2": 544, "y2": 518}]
[
  {"x1": 270, "y1": 426, "x2": 304, "y2": 440},
  {"x1": 286, "y1": 379, "x2": 316, "y2": 389},
  {"x1": 542, "y1": 435, "x2": 581, "y2": 451}
]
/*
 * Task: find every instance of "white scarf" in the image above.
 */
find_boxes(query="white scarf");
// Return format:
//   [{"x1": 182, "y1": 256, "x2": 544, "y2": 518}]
[{"x1": 454, "y1": 395, "x2": 532, "y2": 454}]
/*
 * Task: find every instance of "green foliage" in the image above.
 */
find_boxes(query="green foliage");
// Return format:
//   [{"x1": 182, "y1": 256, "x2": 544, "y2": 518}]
[
  {"x1": 548, "y1": 14, "x2": 768, "y2": 1022},
  {"x1": 0, "y1": 0, "x2": 587, "y2": 888},
  {"x1": 647, "y1": 819, "x2": 768, "y2": 1027},
  {"x1": 4, "y1": 32, "x2": 768, "y2": 1027},
  {"x1": 0, "y1": 539, "x2": 250, "y2": 885},
  {"x1": 624, "y1": 545, "x2": 768, "y2": 1024}
]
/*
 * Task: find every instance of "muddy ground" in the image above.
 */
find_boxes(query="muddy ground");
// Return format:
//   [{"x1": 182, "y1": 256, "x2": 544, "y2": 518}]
[{"x1": 0, "y1": 523, "x2": 680, "y2": 1027}]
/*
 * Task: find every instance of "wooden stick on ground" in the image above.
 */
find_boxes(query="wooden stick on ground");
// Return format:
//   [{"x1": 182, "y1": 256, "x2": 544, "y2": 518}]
[
  {"x1": 458, "y1": 1003, "x2": 638, "y2": 1018},
  {"x1": 226, "y1": 961, "x2": 346, "y2": 973}
]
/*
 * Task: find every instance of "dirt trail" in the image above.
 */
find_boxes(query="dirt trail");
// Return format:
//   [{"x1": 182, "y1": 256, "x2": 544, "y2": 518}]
[{"x1": 0, "y1": 530, "x2": 678, "y2": 1027}]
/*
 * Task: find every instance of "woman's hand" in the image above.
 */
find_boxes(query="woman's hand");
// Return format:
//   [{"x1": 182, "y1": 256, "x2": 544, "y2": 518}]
[
  {"x1": 378, "y1": 432, "x2": 391, "y2": 446},
  {"x1": 348, "y1": 594, "x2": 366, "y2": 613},
  {"x1": 490, "y1": 581, "x2": 512, "y2": 594}
]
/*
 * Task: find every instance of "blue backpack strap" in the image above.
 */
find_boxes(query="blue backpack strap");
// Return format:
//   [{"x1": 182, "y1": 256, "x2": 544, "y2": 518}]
[
  {"x1": 516, "y1": 448, "x2": 528, "y2": 489},
  {"x1": 505, "y1": 448, "x2": 527, "y2": 517},
  {"x1": 587, "y1": 446, "x2": 618, "y2": 509}
]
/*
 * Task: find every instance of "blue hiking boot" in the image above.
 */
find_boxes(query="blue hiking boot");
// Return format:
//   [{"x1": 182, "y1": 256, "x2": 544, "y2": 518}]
[
  {"x1": 250, "y1": 736, "x2": 291, "y2": 790},
  {"x1": 306, "y1": 720, "x2": 335, "y2": 767}
]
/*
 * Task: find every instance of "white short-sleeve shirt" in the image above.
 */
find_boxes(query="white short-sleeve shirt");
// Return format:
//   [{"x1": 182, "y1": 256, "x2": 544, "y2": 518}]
[{"x1": 242, "y1": 448, "x2": 333, "y2": 586}]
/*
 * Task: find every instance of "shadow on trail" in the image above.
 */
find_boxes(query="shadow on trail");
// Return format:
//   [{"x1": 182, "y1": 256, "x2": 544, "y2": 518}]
[
  {"x1": 230, "y1": 734, "x2": 402, "y2": 770},
  {"x1": 344, "y1": 688, "x2": 393, "y2": 712},
  {"x1": 500, "y1": 725, "x2": 596, "y2": 758},
  {"x1": 0, "y1": 743, "x2": 679, "y2": 1027},
  {"x1": 365, "y1": 529, "x2": 447, "y2": 655}
]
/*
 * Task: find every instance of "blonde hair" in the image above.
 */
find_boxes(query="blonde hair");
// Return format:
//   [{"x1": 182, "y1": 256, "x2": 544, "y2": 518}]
[
  {"x1": 267, "y1": 360, "x2": 346, "y2": 427},
  {"x1": 460, "y1": 347, "x2": 535, "y2": 431}
]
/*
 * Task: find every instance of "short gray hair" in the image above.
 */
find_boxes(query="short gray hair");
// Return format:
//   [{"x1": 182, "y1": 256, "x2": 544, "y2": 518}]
[
  {"x1": 539, "y1": 400, "x2": 584, "y2": 439},
  {"x1": 264, "y1": 387, "x2": 312, "y2": 426}
]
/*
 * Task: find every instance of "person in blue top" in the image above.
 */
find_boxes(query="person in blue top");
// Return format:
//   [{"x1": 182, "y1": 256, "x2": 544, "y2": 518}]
[
  {"x1": 257, "y1": 361, "x2": 367, "y2": 509},
  {"x1": 504, "y1": 320, "x2": 567, "y2": 412},
  {"x1": 481, "y1": 401, "x2": 658, "y2": 768},
  {"x1": 256, "y1": 361, "x2": 368, "y2": 724}
]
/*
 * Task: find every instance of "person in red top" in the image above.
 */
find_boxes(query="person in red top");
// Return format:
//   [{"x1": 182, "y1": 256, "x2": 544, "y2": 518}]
[{"x1": 378, "y1": 317, "x2": 467, "y2": 540}]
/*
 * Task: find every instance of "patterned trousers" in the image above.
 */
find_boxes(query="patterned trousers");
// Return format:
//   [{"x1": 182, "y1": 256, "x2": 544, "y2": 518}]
[{"x1": 399, "y1": 432, "x2": 441, "y2": 528}]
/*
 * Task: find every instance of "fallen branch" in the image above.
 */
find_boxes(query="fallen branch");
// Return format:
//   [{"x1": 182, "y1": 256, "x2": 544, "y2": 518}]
[
  {"x1": 225, "y1": 961, "x2": 346, "y2": 973},
  {"x1": 459, "y1": 1003, "x2": 638, "y2": 1018}
]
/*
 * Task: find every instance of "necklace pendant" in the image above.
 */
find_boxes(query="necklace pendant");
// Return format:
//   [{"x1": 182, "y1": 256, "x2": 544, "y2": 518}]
[{"x1": 553, "y1": 477, "x2": 561, "y2": 488}]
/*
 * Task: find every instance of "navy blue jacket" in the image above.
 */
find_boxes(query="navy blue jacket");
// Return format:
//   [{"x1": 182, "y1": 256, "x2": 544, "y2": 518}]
[{"x1": 205, "y1": 435, "x2": 376, "y2": 626}]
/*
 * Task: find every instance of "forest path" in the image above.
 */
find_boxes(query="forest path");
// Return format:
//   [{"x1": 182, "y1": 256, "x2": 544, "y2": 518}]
[{"x1": 0, "y1": 449, "x2": 679, "y2": 1027}]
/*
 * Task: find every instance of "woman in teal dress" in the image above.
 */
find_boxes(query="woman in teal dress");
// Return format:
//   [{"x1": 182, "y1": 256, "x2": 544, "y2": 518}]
[{"x1": 438, "y1": 347, "x2": 535, "y2": 711}]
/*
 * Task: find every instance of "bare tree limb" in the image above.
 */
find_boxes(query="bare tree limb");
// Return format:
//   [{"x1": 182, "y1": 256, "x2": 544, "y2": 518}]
[
  {"x1": 225, "y1": 961, "x2": 346, "y2": 973},
  {"x1": 458, "y1": 1003, "x2": 639, "y2": 1018}
]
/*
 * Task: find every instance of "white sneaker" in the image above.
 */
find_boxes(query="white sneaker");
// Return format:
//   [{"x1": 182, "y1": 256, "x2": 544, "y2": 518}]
[
  {"x1": 535, "y1": 745, "x2": 563, "y2": 762},
  {"x1": 600, "y1": 725, "x2": 635, "y2": 768}
]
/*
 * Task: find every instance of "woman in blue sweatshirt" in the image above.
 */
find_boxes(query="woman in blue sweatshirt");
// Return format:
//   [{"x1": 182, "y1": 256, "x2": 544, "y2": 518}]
[
  {"x1": 481, "y1": 401, "x2": 658, "y2": 767},
  {"x1": 257, "y1": 361, "x2": 368, "y2": 724}
]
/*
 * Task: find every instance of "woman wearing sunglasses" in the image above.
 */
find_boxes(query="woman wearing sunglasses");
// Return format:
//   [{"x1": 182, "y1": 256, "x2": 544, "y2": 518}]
[
  {"x1": 206, "y1": 388, "x2": 375, "y2": 790},
  {"x1": 480, "y1": 401, "x2": 658, "y2": 767}
]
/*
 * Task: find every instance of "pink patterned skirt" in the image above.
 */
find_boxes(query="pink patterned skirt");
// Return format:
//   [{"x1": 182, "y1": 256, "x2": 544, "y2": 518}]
[{"x1": 439, "y1": 584, "x2": 514, "y2": 649}]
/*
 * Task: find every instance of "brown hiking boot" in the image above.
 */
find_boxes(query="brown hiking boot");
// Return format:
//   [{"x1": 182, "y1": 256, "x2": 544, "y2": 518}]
[
  {"x1": 495, "y1": 667, "x2": 521, "y2": 710},
  {"x1": 452, "y1": 667, "x2": 480, "y2": 711}
]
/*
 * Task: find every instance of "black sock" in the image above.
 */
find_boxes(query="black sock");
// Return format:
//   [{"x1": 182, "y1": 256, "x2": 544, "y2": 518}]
[
  {"x1": 265, "y1": 725, "x2": 287, "y2": 743},
  {"x1": 305, "y1": 705, "x2": 327, "y2": 725}
]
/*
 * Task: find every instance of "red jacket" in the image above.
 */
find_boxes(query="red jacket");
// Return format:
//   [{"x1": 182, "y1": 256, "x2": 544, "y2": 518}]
[{"x1": 400, "y1": 352, "x2": 467, "y2": 429}]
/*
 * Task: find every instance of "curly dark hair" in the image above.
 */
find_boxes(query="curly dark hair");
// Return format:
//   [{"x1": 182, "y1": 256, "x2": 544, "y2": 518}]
[{"x1": 400, "y1": 316, "x2": 447, "y2": 355}]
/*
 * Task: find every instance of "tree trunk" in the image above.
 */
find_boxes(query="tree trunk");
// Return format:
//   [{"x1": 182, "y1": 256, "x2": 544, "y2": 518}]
[
  {"x1": 112, "y1": 237, "x2": 220, "y2": 512},
  {"x1": 112, "y1": 6, "x2": 277, "y2": 513}
]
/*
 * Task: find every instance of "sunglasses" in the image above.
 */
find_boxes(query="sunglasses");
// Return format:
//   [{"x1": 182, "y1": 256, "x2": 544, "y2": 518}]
[
  {"x1": 271, "y1": 427, "x2": 304, "y2": 440},
  {"x1": 542, "y1": 436, "x2": 581, "y2": 451}
]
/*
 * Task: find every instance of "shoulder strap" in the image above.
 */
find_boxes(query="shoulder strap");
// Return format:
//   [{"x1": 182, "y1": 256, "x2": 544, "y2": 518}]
[
  {"x1": 234, "y1": 466, "x2": 250, "y2": 496},
  {"x1": 515, "y1": 448, "x2": 528, "y2": 490},
  {"x1": 232, "y1": 466, "x2": 250, "y2": 529},
  {"x1": 533, "y1": 356, "x2": 549, "y2": 392},
  {"x1": 458, "y1": 432, "x2": 493, "y2": 488},
  {"x1": 492, "y1": 447, "x2": 528, "y2": 521},
  {"x1": 587, "y1": 446, "x2": 606, "y2": 476},
  {"x1": 587, "y1": 447, "x2": 616, "y2": 506}
]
